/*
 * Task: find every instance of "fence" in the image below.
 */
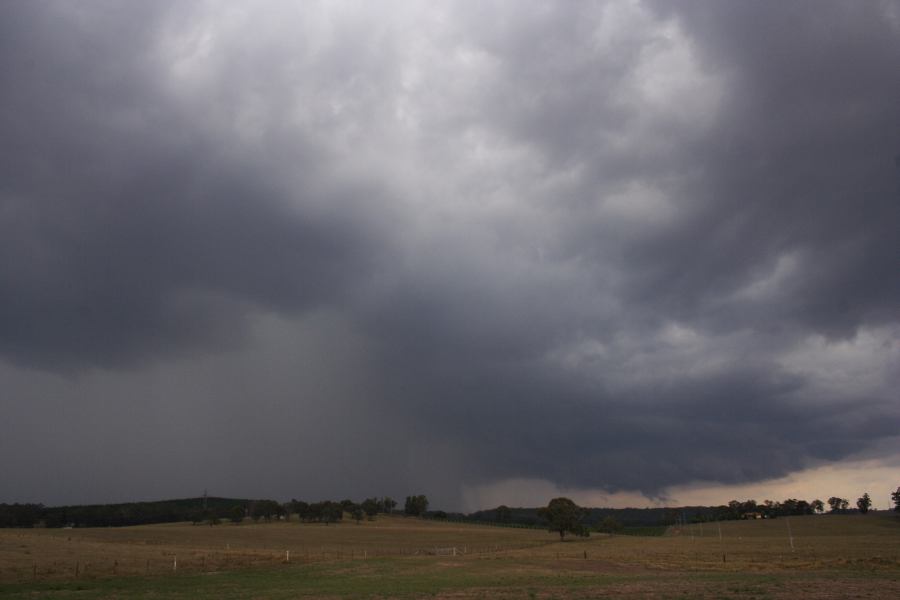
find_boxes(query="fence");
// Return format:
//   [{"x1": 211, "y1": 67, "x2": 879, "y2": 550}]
[{"x1": 3, "y1": 540, "x2": 557, "y2": 584}]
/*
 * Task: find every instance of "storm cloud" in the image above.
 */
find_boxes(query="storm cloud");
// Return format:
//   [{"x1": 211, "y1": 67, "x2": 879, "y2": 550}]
[{"x1": 1, "y1": 1, "x2": 898, "y2": 509}]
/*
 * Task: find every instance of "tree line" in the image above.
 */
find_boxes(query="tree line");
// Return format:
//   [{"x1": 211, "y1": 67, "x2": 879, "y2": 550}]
[
  {"x1": 709, "y1": 492, "x2": 878, "y2": 521},
  {"x1": 0, "y1": 497, "x2": 248, "y2": 528},
  {"x1": 459, "y1": 488, "x2": 900, "y2": 535},
  {"x1": 3, "y1": 487, "x2": 897, "y2": 529},
  {"x1": 0, "y1": 494, "x2": 430, "y2": 528},
  {"x1": 533, "y1": 490, "x2": 896, "y2": 541}
]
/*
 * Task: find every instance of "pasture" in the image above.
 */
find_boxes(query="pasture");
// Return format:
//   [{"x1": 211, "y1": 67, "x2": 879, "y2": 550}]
[{"x1": 1, "y1": 513, "x2": 898, "y2": 598}]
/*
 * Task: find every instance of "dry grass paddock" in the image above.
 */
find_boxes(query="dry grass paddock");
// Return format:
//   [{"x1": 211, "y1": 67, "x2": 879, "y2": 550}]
[
  {"x1": 532, "y1": 512, "x2": 900, "y2": 571},
  {"x1": 0, "y1": 513, "x2": 898, "y2": 598},
  {"x1": 0, "y1": 515, "x2": 551, "y2": 582}
]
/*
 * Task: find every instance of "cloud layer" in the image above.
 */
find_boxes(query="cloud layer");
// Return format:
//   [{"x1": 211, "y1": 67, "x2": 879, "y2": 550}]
[{"x1": 1, "y1": 1, "x2": 898, "y2": 508}]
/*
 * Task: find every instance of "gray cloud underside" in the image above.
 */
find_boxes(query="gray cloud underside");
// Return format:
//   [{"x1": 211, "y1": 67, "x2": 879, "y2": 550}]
[{"x1": 1, "y1": 1, "x2": 898, "y2": 506}]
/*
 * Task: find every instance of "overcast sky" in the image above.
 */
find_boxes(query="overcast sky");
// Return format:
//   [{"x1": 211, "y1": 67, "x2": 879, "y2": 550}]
[{"x1": 2, "y1": 0, "x2": 898, "y2": 511}]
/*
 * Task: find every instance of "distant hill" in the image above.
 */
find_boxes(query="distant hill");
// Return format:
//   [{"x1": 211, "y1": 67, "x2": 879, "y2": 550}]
[
  {"x1": 0, "y1": 497, "x2": 258, "y2": 528},
  {"x1": 4, "y1": 493, "x2": 836, "y2": 529}
]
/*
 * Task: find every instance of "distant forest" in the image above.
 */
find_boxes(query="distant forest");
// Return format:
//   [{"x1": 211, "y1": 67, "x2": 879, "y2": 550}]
[
  {"x1": 0, "y1": 494, "x2": 857, "y2": 530},
  {"x1": 464, "y1": 498, "x2": 828, "y2": 529},
  {"x1": 0, "y1": 497, "x2": 251, "y2": 528}
]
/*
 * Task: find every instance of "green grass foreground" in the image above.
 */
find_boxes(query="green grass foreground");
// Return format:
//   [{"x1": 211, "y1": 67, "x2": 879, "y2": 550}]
[{"x1": 2, "y1": 557, "x2": 899, "y2": 599}]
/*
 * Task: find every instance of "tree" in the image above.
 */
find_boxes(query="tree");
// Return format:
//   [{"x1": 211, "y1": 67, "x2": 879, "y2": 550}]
[
  {"x1": 811, "y1": 499, "x2": 825, "y2": 514},
  {"x1": 247, "y1": 500, "x2": 277, "y2": 523},
  {"x1": 404, "y1": 495, "x2": 429, "y2": 517},
  {"x1": 892, "y1": 487, "x2": 900, "y2": 512},
  {"x1": 538, "y1": 497, "x2": 588, "y2": 540},
  {"x1": 305, "y1": 501, "x2": 343, "y2": 525},
  {"x1": 361, "y1": 498, "x2": 380, "y2": 520},
  {"x1": 856, "y1": 493, "x2": 872, "y2": 514},
  {"x1": 777, "y1": 499, "x2": 811, "y2": 516},
  {"x1": 321, "y1": 501, "x2": 343, "y2": 525},
  {"x1": 350, "y1": 504, "x2": 365, "y2": 524},
  {"x1": 381, "y1": 497, "x2": 397, "y2": 514},
  {"x1": 307, "y1": 502, "x2": 323, "y2": 522},
  {"x1": 597, "y1": 516, "x2": 623, "y2": 534},
  {"x1": 291, "y1": 499, "x2": 310, "y2": 522},
  {"x1": 230, "y1": 505, "x2": 245, "y2": 524},
  {"x1": 761, "y1": 500, "x2": 779, "y2": 519},
  {"x1": 496, "y1": 505, "x2": 512, "y2": 523},
  {"x1": 827, "y1": 497, "x2": 848, "y2": 513}
]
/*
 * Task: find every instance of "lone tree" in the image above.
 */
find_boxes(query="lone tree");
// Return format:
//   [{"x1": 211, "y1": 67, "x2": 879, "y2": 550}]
[
  {"x1": 811, "y1": 499, "x2": 825, "y2": 514},
  {"x1": 856, "y1": 493, "x2": 872, "y2": 514},
  {"x1": 892, "y1": 487, "x2": 900, "y2": 512},
  {"x1": 827, "y1": 497, "x2": 849, "y2": 513},
  {"x1": 538, "y1": 497, "x2": 589, "y2": 540}
]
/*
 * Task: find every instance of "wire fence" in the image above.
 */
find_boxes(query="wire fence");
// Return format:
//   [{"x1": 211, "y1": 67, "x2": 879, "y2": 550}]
[{"x1": 4, "y1": 540, "x2": 555, "y2": 583}]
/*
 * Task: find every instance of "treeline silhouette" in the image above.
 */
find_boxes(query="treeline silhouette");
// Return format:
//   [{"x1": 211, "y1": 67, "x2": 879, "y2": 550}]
[
  {"x1": 0, "y1": 497, "x2": 252, "y2": 528},
  {"x1": 0, "y1": 494, "x2": 862, "y2": 529},
  {"x1": 451, "y1": 497, "x2": 839, "y2": 530},
  {"x1": 0, "y1": 495, "x2": 406, "y2": 528}
]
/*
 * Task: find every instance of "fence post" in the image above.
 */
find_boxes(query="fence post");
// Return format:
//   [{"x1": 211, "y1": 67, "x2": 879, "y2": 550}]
[{"x1": 786, "y1": 517, "x2": 795, "y2": 552}]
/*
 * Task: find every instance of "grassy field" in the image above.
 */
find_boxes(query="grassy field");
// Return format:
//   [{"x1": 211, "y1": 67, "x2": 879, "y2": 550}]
[{"x1": 1, "y1": 513, "x2": 898, "y2": 598}]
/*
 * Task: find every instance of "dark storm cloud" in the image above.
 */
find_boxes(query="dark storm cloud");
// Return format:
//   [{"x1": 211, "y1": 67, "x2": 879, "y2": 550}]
[
  {"x1": 629, "y1": 0, "x2": 900, "y2": 337},
  {"x1": 1, "y1": 1, "x2": 898, "y2": 507},
  {"x1": 348, "y1": 0, "x2": 900, "y2": 497},
  {"x1": 0, "y1": 1, "x2": 385, "y2": 369}
]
